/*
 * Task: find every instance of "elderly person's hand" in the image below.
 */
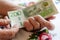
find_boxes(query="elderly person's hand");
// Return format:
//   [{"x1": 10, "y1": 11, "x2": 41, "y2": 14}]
[
  {"x1": 0, "y1": 15, "x2": 55, "y2": 40},
  {"x1": 0, "y1": 0, "x2": 20, "y2": 16},
  {"x1": 0, "y1": 16, "x2": 19, "y2": 40},
  {"x1": 24, "y1": 15, "x2": 55, "y2": 31},
  {"x1": 0, "y1": 0, "x2": 55, "y2": 40}
]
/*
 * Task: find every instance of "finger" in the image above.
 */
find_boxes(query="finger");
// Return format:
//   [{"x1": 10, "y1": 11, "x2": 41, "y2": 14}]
[
  {"x1": 4, "y1": 16, "x2": 9, "y2": 19},
  {"x1": 24, "y1": 20, "x2": 33, "y2": 31},
  {"x1": 45, "y1": 16, "x2": 56, "y2": 21},
  {"x1": 1, "y1": 25, "x2": 19, "y2": 39},
  {"x1": 44, "y1": 21, "x2": 55, "y2": 30},
  {"x1": 6, "y1": 24, "x2": 10, "y2": 29},
  {"x1": 0, "y1": 26, "x2": 19, "y2": 39},
  {"x1": 0, "y1": 19, "x2": 10, "y2": 26},
  {"x1": 34, "y1": 15, "x2": 54, "y2": 30},
  {"x1": 28, "y1": 17, "x2": 40, "y2": 30},
  {"x1": 34, "y1": 15, "x2": 46, "y2": 27},
  {"x1": 4, "y1": 16, "x2": 10, "y2": 22}
]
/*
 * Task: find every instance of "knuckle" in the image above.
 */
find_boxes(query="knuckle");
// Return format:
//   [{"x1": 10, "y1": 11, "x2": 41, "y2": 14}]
[{"x1": 24, "y1": 20, "x2": 33, "y2": 31}]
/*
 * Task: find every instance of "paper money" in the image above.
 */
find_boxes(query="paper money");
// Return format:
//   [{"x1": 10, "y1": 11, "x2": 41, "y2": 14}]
[
  {"x1": 8, "y1": 10, "x2": 26, "y2": 28},
  {"x1": 23, "y1": 0, "x2": 58, "y2": 18},
  {"x1": 8, "y1": 0, "x2": 58, "y2": 28}
]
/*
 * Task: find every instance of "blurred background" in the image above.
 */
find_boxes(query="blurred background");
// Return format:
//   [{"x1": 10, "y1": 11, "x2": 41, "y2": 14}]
[{"x1": 5, "y1": 0, "x2": 60, "y2": 40}]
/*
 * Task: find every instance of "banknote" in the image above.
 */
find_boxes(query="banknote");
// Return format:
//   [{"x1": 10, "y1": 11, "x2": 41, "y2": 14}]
[
  {"x1": 8, "y1": 0, "x2": 58, "y2": 28},
  {"x1": 23, "y1": 0, "x2": 58, "y2": 18},
  {"x1": 8, "y1": 10, "x2": 26, "y2": 28}
]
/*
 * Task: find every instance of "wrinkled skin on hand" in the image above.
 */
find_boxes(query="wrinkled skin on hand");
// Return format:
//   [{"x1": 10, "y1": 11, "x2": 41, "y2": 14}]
[
  {"x1": 0, "y1": 16, "x2": 19, "y2": 40},
  {"x1": 0, "y1": 16, "x2": 55, "y2": 40},
  {"x1": 0, "y1": 1, "x2": 55, "y2": 40},
  {"x1": 0, "y1": 15, "x2": 55, "y2": 40},
  {"x1": 0, "y1": 0, "x2": 20, "y2": 16},
  {"x1": 24, "y1": 15, "x2": 55, "y2": 31}
]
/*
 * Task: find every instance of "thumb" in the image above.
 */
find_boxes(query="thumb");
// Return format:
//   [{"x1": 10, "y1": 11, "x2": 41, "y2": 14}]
[
  {"x1": 11, "y1": 24, "x2": 20, "y2": 33},
  {"x1": 0, "y1": 16, "x2": 10, "y2": 26},
  {"x1": 0, "y1": 19, "x2": 10, "y2": 26},
  {"x1": 44, "y1": 21, "x2": 55, "y2": 30}
]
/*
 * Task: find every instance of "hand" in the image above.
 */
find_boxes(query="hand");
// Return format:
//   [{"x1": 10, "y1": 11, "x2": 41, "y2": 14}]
[
  {"x1": 0, "y1": 16, "x2": 19, "y2": 39},
  {"x1": 24, "y1": 15, "x2": 55, "y2": 31},
  {"x1": 0, "y1": 1, "x2": 20, "y2": 16}
]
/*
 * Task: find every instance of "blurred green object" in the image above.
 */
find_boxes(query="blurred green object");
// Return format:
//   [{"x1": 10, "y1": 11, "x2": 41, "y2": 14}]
[{"x1": 28, "y1": 27, "x2": 49, "y2": 40}]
